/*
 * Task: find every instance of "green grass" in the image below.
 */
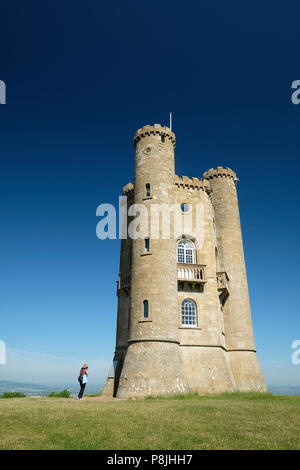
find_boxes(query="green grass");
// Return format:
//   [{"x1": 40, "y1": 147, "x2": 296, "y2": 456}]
[
  {"x1": 0, "y1": 393, "x2": 299, "y2": 450},
  {"x1": 85, "y1": 390, "x2": 103, "y2": 397}
]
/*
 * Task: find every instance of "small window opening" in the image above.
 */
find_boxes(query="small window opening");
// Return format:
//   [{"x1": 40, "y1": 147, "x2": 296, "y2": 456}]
[
  {"x1": 145, "y1": 238, "x2": 150, "y2": 252},
  {"x1": 143, "y1": 300, "x2": 149, "y2": 318},
  {"x1": 146, "y1": 183, "x2": 151, "y2": 197},
  {"x1": 161, "y1": 134, "x2": 165, "y2": 142},
  {"x1": 180, "y1": 203, "x2": 190, "y2": 213}
]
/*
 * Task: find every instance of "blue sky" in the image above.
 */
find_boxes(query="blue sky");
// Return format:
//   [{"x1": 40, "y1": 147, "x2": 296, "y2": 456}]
[{"x1": 0, "y1": 1, "x2": 300, "y2": 387}]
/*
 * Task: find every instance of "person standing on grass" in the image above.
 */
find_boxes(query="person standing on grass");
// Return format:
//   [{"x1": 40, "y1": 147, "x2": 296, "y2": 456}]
[{"x1": 78, "y1": 363, "x2": 88, "y2": 399}]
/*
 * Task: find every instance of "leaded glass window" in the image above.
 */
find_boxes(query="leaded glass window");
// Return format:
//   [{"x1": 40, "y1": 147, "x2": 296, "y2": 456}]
[
  {"x1": 177, "y1": 240, "x2": 195, "y2": 264},
  {"x1": 181, "y1": 299, "x2": 197, "y2": 326}
]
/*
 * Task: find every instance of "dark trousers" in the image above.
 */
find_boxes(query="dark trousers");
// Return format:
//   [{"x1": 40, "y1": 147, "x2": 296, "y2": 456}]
[{"x1": 78, "y1": 382, "x2": 86, "y2": 398}]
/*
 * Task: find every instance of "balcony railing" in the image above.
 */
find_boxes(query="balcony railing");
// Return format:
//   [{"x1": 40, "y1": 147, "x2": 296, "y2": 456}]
[
  {"x1": 117, "y1": 272, "x2": 131, "y2": 294},
  {"x1": 216, "y1": 271, "x2": 229, "y2": 290},
  {"x1": 177, "y1": 263, "x2": 206, "y2": 283},
  {"x1": 118, "y1": 265, "x2": 208, "y2": 294}
]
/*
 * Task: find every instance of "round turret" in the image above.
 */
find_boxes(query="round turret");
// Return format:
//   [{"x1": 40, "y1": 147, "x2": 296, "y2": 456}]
[
  {"x1": 203, "y1": 166, "x2": 237, "y2": 180},
  {"x1": 116, "y1": 124, "x2": 189, "y2": 398},
  {"x1": 134, "y1": 124, "x2": 176, "y2": 148},
  {"x1": 203, "y1": 166, "x2": 267, "y2": 392}
]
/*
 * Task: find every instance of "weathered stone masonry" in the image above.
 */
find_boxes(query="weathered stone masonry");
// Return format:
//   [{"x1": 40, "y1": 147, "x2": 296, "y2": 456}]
[{"x1": 102, "y1": 124, "x2": 267, "y2": 398}]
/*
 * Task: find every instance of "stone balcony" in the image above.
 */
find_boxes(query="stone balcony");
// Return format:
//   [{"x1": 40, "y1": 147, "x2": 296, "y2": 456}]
[
  {"x1": 177, "y1": 263, "x2": 207, "y2": 292},
  {"x1": 217, "y1": 271, "x2": 230, "y2": 306},
  {"x1": 118, "y1": 265, "x2": 208, "y2": 295},
  {"x1": 217, "y1": 271, "x2": 229, "y2": 291},
  {"x1": 117, "y1": 272, "x2": 131, "y2": 295},
  {"x1": 177, "y1": 263, "x2": 207, "y2": 283}
]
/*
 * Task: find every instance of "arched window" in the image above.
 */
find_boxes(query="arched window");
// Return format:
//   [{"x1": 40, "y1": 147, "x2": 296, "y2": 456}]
[
  {"x1": 181, "y1": 299, "x2": 197, "y2": 326},
  {"x1": 146, "y1": 183, "x2": 151, "y2": 197},
  {"x1": 143, "y1": 300, "x2": 149, "y2": 318},
  {"x1": 177, "y1": 239, "x2": 195, "y2": 264}
]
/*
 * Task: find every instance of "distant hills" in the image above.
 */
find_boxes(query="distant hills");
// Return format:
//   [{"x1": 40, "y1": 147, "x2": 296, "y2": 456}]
[
  {"x1": 0, "y1": 381, "x2": 300, "y2": 396},
  {"x1": 0, "y1": 381, "x2": 103, "y2": 396},
  {"x1": 268, "y1": 385, "x2": 300, "y2": 395}
]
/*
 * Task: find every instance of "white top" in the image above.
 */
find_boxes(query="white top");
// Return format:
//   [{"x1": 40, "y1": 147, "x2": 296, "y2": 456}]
[{"x1": 82, "y1": 373, "x2": 88, "y2": 384}]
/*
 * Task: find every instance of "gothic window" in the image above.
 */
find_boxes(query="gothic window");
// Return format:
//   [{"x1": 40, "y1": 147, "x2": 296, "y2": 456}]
[
  {"x1": 181, "y1": 299, "x2": 197, "y2": 326},
  {"x1": 177, "y1": 239, "x2": 195, "y2": 264}
]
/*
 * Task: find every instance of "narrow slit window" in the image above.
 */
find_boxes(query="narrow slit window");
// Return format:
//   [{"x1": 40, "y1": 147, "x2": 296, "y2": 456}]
[
  {"x1": 146, "y1": 183, "x2": 151, "y2": 197},
  {"x1": 143, "y1": 300, "x2": 149, "y2": 318},
  {"x1": 145, "y1": 238, "x2": 150, "y2": 252}
]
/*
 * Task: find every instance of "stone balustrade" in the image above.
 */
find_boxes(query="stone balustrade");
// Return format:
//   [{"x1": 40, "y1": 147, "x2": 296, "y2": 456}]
[{"x1": 177, "y1": 263, "x2": 206, "y2": 282}]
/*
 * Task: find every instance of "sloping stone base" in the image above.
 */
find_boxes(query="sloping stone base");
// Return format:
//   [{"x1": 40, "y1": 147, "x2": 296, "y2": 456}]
[
  {"x1": 116, "y1": 341, "x2": 189, "y2": 399},
  {"x1": 228, "y1": 350, "x2": 268, "y2": 392},
  {"x1": 181, "y1": 345, "x2": 237, "y2": 394},
  {"x1": 101, "y1": 377, "x2": 114, "y2": 397}
]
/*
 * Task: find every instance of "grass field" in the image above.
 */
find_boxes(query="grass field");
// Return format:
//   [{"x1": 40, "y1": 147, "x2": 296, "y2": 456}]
[{"x1": 0, "y1": 392, "x2": 299, "y2": 450}]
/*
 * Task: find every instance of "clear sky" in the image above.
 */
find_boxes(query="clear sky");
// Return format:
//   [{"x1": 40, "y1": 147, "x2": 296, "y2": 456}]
[{"x1": 0, "y1": 1, "x2": 300, "y2": 388}]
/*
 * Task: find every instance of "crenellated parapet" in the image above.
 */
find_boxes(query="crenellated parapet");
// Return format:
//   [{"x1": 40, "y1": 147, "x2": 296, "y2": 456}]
[
  {"x1": 124, "y1": 176, "x2": 213, "y2": 194},
  {"x1": 174, "y1": 174, "x2": 210, "y2": 191},
  {"x1": 122, "y1": 182, "x2": 134, "y2": 196},
  {"x1": 134, "y1": 124, "x2": 176, "y2": 148},
  {"x1": 174, "y1": 174, "x2": 215, "y2": 208},
  {"x1": 202, "y1": 166, "x2": 237, "y2": 182}
]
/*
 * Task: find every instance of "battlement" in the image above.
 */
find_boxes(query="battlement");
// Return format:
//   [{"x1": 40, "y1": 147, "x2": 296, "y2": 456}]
[
  {"x1": 134, "y1": 124, "x2": 176, "y2": 148},
  {"x1": 202, "y1": 166, "x2": 237, "y2": 181},
  {"x1": 122, "y1": 177, "x2": 214, "y2": 200},
  {"x1": 174, "y1": 174, "x2": 210, "y2": 191},
  {"x1": 123, "y1": 177, "x2": 212, "y2": 193},
  {"x1": 122, "y1": 182, "x2": 134, "y2": 195}
]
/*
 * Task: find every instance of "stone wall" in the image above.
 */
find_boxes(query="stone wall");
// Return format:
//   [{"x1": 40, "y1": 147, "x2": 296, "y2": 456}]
[{"x1": 102, "y1": 126, "x2": 267, "y2": 398}]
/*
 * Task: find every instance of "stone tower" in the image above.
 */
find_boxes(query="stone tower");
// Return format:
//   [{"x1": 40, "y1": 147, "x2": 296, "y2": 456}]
[{"x1": 102, "y1": 124, "x2": 267, "y2": 398}]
